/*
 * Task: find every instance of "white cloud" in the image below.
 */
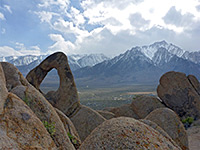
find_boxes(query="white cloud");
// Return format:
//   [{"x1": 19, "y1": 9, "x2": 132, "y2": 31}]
[
  {"x1": 0, "y1": 44, "x2": 42, "y2": 57},
  {"x1": 52, "y1": 19, "x2": 90, "y2": 40},
  {"x1": 34, "y1": 0, "x2": 200, "y2": 56},
  {"x1": 48, "y1": 34, "x2": 75, "y2": 55},
  {"x1": 163, "y1": 6, "x2": 195, "y2": 27},
  {"x1": 4, "y1": 5, "x2": 12, "y2": 14},
  {"x1": 15, "y1": 42, "x2": 26, "y2": 50},
  {"x1": 14, "y1": 42, "x2": 43, "y2": 56},
  {"x1": 1, "y1": 28, "x2": 6, "y2": 34},
  {"x1": 0, "y1": 12, "x2": 5, "y2": 20},
  {"x1": 0, "y1": 46, "x2": 22, "y2": 57},
  {"x1": 38, "y1": 0, "x2": 70, "y2": 13},
  {"x1": 81, "y1": 1, "x2": 134, "y2": 34},
  {"x1": 35, "y1": 11, "x2": 59, "y2": 23},
  {"x1": 69, "y1": 7, "x2": 85, "y2": 25},
  {"x1": 49, "y1": 34, "x2": 65, "y2": 42},
  {"x1": 81, "y1": 0, "x2": 200, "y2": 34}
]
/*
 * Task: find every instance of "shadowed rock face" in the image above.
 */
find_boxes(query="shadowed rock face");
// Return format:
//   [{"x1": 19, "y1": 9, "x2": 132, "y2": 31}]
[
  {"x1": 26, "y1": 52, "x2": 80, "y2": 116},
  {"x1": 157, "y1": 71, "x2": 200, "y2": 119}
]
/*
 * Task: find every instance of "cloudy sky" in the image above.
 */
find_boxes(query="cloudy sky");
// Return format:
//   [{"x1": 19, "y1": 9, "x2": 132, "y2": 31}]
[{"x1": 0, "y1": 0, "x2": 200, "y2": 57}]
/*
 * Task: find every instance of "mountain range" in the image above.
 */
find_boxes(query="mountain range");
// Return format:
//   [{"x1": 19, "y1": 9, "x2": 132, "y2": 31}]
[
  {"x1": 0, "y1": 54, "x2": 109, "y2": 75},
  {"x1": 74, "y1": 40, "x2": 200, "y2": 87},
  {"x1": 1, "y1": 40, "x2": 200, "y2": 87}
]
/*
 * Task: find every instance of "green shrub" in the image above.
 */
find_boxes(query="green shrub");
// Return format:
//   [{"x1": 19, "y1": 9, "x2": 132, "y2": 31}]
[
  {"x1": 181, "y1": 117, "x2": 194, "y2": 125},
  {"x1": 67, "y1": 132, "x2": 77, "y2": 144},
  {"x1": 23, "y1": 94, "x2": 31, "y2": 106},
  {"x1": 43, "y1": 121, "x2": 56, "y2": 136}
]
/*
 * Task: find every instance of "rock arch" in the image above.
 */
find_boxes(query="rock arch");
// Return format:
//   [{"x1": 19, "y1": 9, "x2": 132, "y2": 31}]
[{"x1": 26, "y1": 52, "x2": 80, "y2": 116}]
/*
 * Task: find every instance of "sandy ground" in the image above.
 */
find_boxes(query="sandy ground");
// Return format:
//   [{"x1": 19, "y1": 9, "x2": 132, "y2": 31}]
[{"x1": 187, "y1": 126, "x2": 200, "y2": 150}]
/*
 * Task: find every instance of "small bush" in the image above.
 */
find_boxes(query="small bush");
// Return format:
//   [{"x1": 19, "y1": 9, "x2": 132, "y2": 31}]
[
  {"x1": 182, "y1": 117, "x2": 194, "y2": 124},
  {"x1": 181, "y1": 117, "x2": 194, "y2": 129},
  {"x1": 43, "y1": 121, "x2": 56, "y2": 136},
  {"x1": 23, "y1": 94, "x2": 31, "y2": 106},
  {"x1": 67, "y1": 132, "x2": 77, "y2": 144}
]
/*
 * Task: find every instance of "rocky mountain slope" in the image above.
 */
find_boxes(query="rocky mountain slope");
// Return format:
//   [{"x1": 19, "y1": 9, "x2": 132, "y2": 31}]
[
  {"x1": 74, "y1": 41, "x2": 200, "y2": 86},
  {"x1": 0, "y1": 54, "x2": 109, "y2": 75},
  {"x1": 1, "y1": 40, "x2": 200, "y2": 87}
]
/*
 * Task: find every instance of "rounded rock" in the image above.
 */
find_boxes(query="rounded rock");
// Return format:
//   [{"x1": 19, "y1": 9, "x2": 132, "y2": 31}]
[
  {"x1": 80, "y1": 117, "x2": 181, "y2": 150},
  {"x1": 145, "y1": 108, "x2": 189, "y2": 150}
]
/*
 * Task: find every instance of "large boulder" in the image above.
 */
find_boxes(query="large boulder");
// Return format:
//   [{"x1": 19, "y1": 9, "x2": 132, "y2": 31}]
[
  {"x1": 26, "y1": 52, "x2": 80, "y2": 116},
  {"x1": 104, "y1": 104, "x2": 139, "y2": 119},
  {"x1": 145, "y1": 108, "x2": 189, "y2": 150},
  {"x1": 0, "y1": 63, "x2": 57, "y2": 149},
  {"x1": 25, "y1": 52, "x2": 106, "y2": 141},
  {"x1": 187, "y1": 126, "x2": 200, "y2": 150},
  {"x1": 79, "y1": 117, "x2": 181, "y2": 150},
  {"x1": 131, "y1": 95, "x2": 165, "y2": 118},
  {"x1": 1, "y1": 93, "x2": 58, "y2": 150},
  {"x1": 70, "y1": 105, "x2": 106, "y2": 141},
  {"x1": 55, "y1": 108, "x2": 81, "y2": 149},
  {"x1": 0, "y1": 64, "x2": 8, "y2": 114},
  {"x1": 140, "y1": 119, "x2": 179, "y2": 147},
  {"x1": 157, "y1": 71, "x2": 200, "y2": 119},
  {"x1": 1, "y1": 62, "x2": 75, "y2": 150},
  {"x1": 96, "y1": 110, "x2": 116, "y2": 120}
]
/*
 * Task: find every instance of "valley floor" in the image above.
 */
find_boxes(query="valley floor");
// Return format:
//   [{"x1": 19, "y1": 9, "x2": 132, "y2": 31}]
[{"x1": 41, "y1": 84, "x2": 157, "y2": 110}]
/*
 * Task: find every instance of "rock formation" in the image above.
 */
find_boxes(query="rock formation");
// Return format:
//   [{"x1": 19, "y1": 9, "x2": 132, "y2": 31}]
[
  {"x1": 96, "y1": 110, "x2": 116, "y2": 120},
  {"x1": 0, "y1": 64, "x2": 7, "y2": 114},
  {"x1": 26, "y1": 52, "x2": 80, "y2": 116},
  {"x1": 157, "y1": 71, "x2": 200, "y2": 119},
  {"x1": 79, "y1": 117, "x2": 181, "y2": 150},
  {"x1": 55, "y1": 108, "x2": 81, "y2": 149},
  {"x1": 26, "y1": 52, "x2": 106, "y2": 141},
  {"x1": 0, "y1": 63, "x2": 58, "y2": 149},
  {"x1": 145, "y1": 108, "x2": 189, "y2": 150},
  {"x1": 187, "y1": 126, "x2": 200, "y2": 150},
  {"x1": 140, "y1": 119, "x2": 179, "y2": 147},
  {"x1": 131, "y1": 95, "x2": 165, "y2": 118},
  {"x1": 1, "y1": 62, "x2": 75, "y2": 150},
  {"x1": 70, "y1": 105, "x2": 106, "y2": 141},
  {"x1": 1, "y1": 52, "x2": 194, "y2": 149},
  {"x1": 103, "y1": 104, "x2": 139, "y2": 119},
  {"x1": 104, "y1": 95, "x2": 164, "y2": 119}
]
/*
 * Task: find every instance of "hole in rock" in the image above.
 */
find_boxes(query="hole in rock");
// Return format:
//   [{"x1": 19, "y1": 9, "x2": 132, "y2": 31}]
[{"x1": 40, "y1": 68, "x2": 60, "y2": 94}]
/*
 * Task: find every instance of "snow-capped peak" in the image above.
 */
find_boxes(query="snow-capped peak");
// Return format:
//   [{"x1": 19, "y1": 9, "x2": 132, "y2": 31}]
[{"x1": 139, "y1": 40, "x2": 185, "y2": 60}]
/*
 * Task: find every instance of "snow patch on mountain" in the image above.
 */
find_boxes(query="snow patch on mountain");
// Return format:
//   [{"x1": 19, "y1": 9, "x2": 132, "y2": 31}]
[
  {"x1": 139, "y1": 40, "x2": 185, "y2": 61},
  {"x1": 0, "y1": 53, "x2": 109, "y2": 71}
]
